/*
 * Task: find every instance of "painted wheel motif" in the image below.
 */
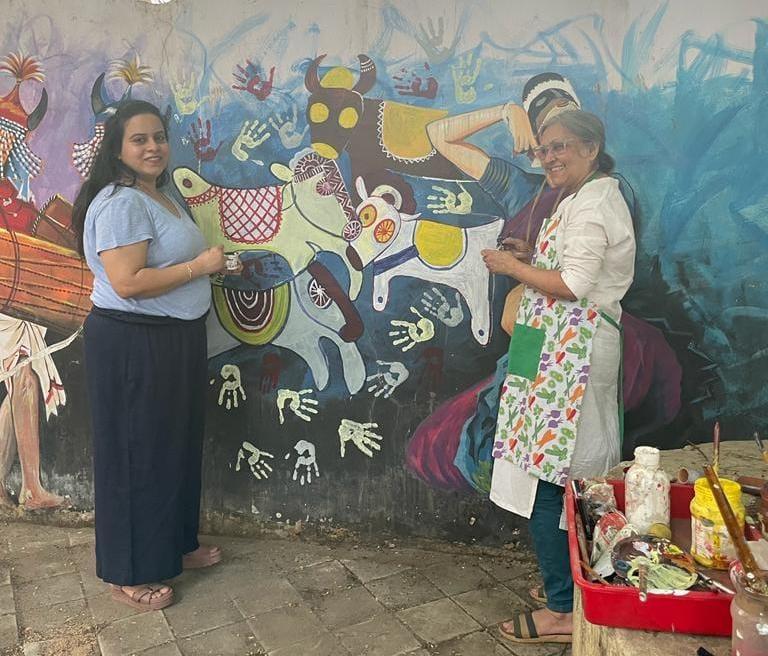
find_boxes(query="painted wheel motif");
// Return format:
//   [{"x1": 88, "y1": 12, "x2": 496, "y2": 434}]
[
  {"x1": 374, "y1": 219, "x2": 396, "y2": 243},
  {"x1": 308, "y1": 277, "x2": 332, "y2": 308},
  {"x1": 343, "y1": 219, "x2": 362, "y2": 241}
]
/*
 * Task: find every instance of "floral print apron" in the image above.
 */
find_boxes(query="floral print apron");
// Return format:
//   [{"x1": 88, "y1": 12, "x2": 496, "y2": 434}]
[{"x1": 492, "y1": 205, "x2": 607, "y2": 487}]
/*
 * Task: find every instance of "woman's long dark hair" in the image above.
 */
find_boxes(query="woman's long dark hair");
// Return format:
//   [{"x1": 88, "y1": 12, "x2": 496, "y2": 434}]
[{"x1": 71, "y1": 100, "x2": 170, "y2": 256}]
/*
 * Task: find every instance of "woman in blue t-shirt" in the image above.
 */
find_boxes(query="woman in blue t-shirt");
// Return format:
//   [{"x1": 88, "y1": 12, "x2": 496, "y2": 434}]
[{"x1": 72, "y1": 100, "x2": 231, "y2": 611}]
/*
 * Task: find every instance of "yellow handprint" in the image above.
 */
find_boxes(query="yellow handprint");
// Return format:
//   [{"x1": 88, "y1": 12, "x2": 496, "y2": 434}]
[{"x1": 451, "y1": 51, "x2": 482, "y2": 104}]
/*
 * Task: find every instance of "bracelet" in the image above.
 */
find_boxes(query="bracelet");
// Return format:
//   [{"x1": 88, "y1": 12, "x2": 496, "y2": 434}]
[{"x1": 185, "y1": 264, "x2": 193, "y2": 282}]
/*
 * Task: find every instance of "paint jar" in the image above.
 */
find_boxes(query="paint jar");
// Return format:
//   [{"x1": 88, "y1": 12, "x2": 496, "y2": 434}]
[
  {"x1": 729, "y1": 562, "x2": 768, "y2": 656},
  {"x1": 624, "y1": 446, "x2": 670, "y2": 533},
  {"x1": 690, "y1": 477, "x2": 745, "y2": 570}
]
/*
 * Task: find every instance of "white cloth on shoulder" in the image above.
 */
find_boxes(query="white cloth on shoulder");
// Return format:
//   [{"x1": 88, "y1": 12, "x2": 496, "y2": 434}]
[{"x1": 0, "y1": 315, "x2": 65, "y2": 419}]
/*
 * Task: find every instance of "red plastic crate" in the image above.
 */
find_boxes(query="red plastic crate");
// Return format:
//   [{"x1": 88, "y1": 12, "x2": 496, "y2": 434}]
[{"x1": 566, "y1": 479, "x2": 735, "y2": 636}]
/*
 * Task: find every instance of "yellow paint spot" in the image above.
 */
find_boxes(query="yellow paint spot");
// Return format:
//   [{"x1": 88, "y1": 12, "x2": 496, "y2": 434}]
[
  {"x1": 414, "y1": 221, "x2": 464, "y2": 267},
  {"x1": 380, "y1": 102, "x2": 448, "y2": 159},
  {"x1": 309, "y1": 102, "x2": 329, "y2": 123},
  {"x1": 320, "y1": 67, "x2": 355, "y2": 90},
  {"x1": 338, "y1": 107, "x2": 359, "y2": 129},
  {"x1": 311, "y1": 142, "x2": 339, "y2": 159}
]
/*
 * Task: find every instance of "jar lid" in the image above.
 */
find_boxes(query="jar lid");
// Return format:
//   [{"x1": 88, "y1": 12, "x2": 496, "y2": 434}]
[
  {"x1": 694, "y1": 476, "x2": 743, "y2": 506},
  {"x1": 633, "y1": 446, "x2": 660, "y2": 467}
]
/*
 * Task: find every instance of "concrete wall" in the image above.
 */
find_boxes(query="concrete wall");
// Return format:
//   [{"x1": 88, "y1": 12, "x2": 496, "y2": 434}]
[{"x1": 0, "y1": 0, "x2": 765, "y2": 539}]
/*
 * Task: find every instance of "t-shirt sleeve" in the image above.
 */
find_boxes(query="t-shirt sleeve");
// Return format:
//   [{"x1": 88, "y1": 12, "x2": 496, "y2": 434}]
[
  {"x1": 559, "y1": 198, "x2": 609, "y2": 300},
  {"x1": 93, "y1": 189, "x2": 155, "y2": 254}
]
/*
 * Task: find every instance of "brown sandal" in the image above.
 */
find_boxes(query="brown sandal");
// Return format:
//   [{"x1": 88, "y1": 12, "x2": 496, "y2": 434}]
[
  {"x1": 183, "y1": 545, "x2": 222, "y2": 569},
  {"x1": 110, "y1": 584, "x2": 174, "y2": 610},
  {"x1": 529, "y1": 585, "x2": 547, "y2": 604},
  {"x1": 498, "y1": 611, "x2": 572, "y2": 644}
]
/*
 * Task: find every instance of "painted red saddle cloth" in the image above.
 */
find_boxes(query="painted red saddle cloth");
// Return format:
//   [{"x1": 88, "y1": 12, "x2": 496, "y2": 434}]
[{"x1": 217, "y1": 184, "x2": 283, "y2": 244}]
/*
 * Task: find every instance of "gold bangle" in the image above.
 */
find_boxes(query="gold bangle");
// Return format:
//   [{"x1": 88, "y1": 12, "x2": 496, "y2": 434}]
[{"x1": 186, "y1": 264, "x2": 193, "y2": 282}]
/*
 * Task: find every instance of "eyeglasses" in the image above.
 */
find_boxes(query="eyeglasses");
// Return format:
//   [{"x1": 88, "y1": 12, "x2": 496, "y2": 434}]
[{"x1": 531, "y1": 139, "x2": 581, "y2": 159}]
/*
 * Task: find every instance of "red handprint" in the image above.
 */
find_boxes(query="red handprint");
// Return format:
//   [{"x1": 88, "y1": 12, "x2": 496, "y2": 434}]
[
  {"x1": 393, "y1": 63, "x2": 438, "y2": 100},
  {"x1": 260, "y1": 352, "x2": 282, "y2": 392},
  {"x1": 419, "y1": 346, "x2": 444, "y2": 394},
  {"x1": 232, "y1": 60, "x2": 275, "y2": 101},
  {"x1": 189, "y1": 117, "x2": 222, "y2": 162}
]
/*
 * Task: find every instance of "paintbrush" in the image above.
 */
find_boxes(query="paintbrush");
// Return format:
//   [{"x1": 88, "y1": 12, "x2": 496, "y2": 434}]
[
  {"x1": 703, "y1": 465, "x2": 761, "y2": 585},
  {"x1": 712, "y1": 421, "x2": 720, "y2": 475},
  {"x1": 754, "y1": 431, "x2": 768, "y2": 464}
]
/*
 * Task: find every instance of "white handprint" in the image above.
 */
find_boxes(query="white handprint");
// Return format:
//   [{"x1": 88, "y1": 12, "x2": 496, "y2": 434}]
[
  {"x1": 420, "y1": 288, "x2": 464, "y2": 327},
  {"x1": 235, "y1": 441, "x2": 274, "y2": 480},
  {"x1": 284, "y1": 439, "x2": 320, "y2": 485},
  {"x1": 210, "y1": 363, "x2": 246, "y2": 410},
  {"x1": 338, "y1": 419, "x2": 383, "y2": 458},
  {"x1": 389, "y1": 307, "x2": 435, "y2": 351},
  {"x1": 366, "y1": 360, "x2": 410, "y2": 398},
  {"x1": 231, "y1": 118, "x2": 271, "y2": 165},
  {"x1": 268, "y1": 104, "x2": 309, "y2": 150},
  {"x1": 276, "y1": 388, "x2": 319, "y2": 424},
  {"x1": 426, "y1": 183, "x2": 473, "y2": 214}
]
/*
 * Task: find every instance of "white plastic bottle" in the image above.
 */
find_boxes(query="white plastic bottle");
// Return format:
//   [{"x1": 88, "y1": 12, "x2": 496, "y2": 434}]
[{"x1": 624, "y1": 446, "x2": 670, "y2": 533}]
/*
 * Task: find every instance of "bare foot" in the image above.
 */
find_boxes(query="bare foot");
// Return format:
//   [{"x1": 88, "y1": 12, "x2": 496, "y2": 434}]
[
  {"x1": 0, "y1": 486, "x2": 16, "y2": 508},
  {"x1": 183, "y1": 544, "x2": 222, "y2": 569},
  {"x1": 20, "y1": 489, "x2": 70, "y2": 510}
]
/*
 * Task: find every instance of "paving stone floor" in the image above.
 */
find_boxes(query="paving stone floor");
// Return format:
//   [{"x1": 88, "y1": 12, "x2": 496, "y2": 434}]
[{"x1": 0, "y1": 520, "x2": 571, "y2": 656}]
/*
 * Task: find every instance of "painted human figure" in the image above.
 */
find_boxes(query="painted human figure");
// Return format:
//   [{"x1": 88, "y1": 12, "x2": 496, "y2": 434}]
[
  {"x1": 0, "y1": 54, "x2": 68, "y2": 509},
  {"x1": 0, "y1": 318, "x2": 67, "y2": 509},
  {"x1": 0, "y1": 180, "x2": 67, "y2": 509}
]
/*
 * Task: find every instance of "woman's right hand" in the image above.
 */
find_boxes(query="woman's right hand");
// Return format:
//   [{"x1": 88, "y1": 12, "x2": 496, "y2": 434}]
[
  {"x1": 193, "y1": 245, "x2": 226, "y2": 276},
  {"x1": 503, "y1": 103, "x2": 537, "y2": 155},
  {"x1": 500, "y1": 237, "x2": 534, "y2": 264}
]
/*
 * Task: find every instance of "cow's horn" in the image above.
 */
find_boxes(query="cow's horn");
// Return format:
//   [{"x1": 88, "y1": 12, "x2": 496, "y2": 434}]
[
  {"x1": 305, "y1": 54, "x2": 326, "y2": 93},
  {"x1": 371, "y1": 184, "x2": 402, "y2": 210},
  {"x1": 352, "y1": 54, "x2": 376, "y2": 95},
  {"x1": 27, "y1": 88, "x2": 48, "y2": 131},
  {"x1": 91, "y1": 73, "x2": 108, "y2": 116}
]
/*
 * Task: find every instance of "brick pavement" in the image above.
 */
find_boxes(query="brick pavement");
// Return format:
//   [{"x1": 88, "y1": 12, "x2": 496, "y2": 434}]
[{"x1": 0, "y1": 520, "x2": 571, "y2": 656}]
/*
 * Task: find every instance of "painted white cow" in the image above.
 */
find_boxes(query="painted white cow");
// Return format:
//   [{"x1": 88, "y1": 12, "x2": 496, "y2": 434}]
[{"x1": 352, "y1": 178, "x2": 502, "y2": 346}]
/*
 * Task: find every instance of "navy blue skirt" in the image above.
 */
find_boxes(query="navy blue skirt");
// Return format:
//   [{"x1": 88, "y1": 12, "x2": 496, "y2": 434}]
[{"x1": 83, "y1": 307, "x2": 207, "y2": 585}]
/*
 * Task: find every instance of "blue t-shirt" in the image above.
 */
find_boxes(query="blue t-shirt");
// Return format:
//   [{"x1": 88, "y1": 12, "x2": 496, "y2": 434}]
[{"x1": 84, "y1": 184, "x2": 211, "y2": 319}]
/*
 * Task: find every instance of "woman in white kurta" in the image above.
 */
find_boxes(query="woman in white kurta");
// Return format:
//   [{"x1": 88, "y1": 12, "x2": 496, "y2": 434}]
[{"x1": 482, "y1": 110, "x2": 635, "y2": 643}]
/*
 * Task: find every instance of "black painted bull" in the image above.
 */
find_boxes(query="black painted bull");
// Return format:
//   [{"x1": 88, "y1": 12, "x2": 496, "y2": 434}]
[
  {"x1": 304, "y1": 54, "x2": 469, "y2": 214},
  {"x1": 72, "y1": 73, "x2": 171, "y2": 179}
]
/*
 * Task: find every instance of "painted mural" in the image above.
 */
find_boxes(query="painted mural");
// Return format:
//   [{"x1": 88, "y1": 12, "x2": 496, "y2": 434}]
[{"x1": 0, "y1": 0, "x2": 765, "y2": 530}]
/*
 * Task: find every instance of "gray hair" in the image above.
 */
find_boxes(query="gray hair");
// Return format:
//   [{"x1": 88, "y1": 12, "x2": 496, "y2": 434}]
[{"x1": 539, "y1": 109, "x2": 615, "y2": 173}]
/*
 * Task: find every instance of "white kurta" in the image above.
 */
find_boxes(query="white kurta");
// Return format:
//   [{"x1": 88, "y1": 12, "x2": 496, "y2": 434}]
[
  {"x1": 0, "y1": 316, "x2": 66, "y2": 419},
  {"x1": 490, "y1": 177, "x2": 635, "y2": 525}
]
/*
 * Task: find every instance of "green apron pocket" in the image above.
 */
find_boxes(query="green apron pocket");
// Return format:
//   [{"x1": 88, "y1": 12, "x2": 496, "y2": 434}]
[{"x1": 507, "y1": 323, "x2": 546, "y2": 380}]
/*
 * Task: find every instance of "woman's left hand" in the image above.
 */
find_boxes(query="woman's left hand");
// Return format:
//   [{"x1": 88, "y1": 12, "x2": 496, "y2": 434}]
[{"x1": 481, "y1": 248, "x2": 519, "y2": 275}]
